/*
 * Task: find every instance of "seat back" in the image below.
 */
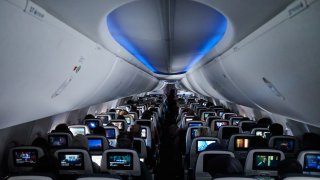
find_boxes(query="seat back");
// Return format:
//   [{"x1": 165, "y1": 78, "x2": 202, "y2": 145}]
[
  {"x1": 185, "y1": 121, "x2": 206, "y2": 129},
  {"x1": 210, "y1": 120, "x2": 230, "y2": 137},
  {"x1": 206, "y1": 116, "x2": 222, "y2": 127},
  {"x1": 69, "y1": 125, "x2": 91, "y2": 136},
  {"x1": 222, "y1": 113, "x2": 237, "y2": 120},
  {"x1": 104, "y1": 126, "x2": 120, "y2": 147},
  {"x1": 101, "y1": 149, "x2": 141, "y2": 176},
  {"x1": 140, "y1": 126, "x2": 152, "y2": 148},
  {"x1": 195, "y1": 150, "x2": 235, "y2": 180},
  {"x1": 251, "y1": 128, "x2": 270, "y2": 139},
  {"x1": 86, "y1": 135, "x2": 109, "y2": 155},
  {"x1": 133, "y1": 138, "x2": 148, "y2": 161},
  {"x1": 244, "y1": 149, "x2": 285, "y2": 176},
  {"x1": 106, "y1": 112, "x2": 118, "y2": 120},
  {"x1": 96, "y1": 114, "x2": 112, "y2": 126},
  {"x1": 189, "y1": 137, "x2": 220, "y2": 169},
  {"x1": 83, "y1": 119, "x2": 102, "y2": 131},
  {"x1": 217, "y1": 126, "x2": 242, "y2": 141},
  {"x1": 229, "y1": 117, "x2": 244, "y2": 126},
  {"x1": 108, "y1": 120, "x2": 128, "y2": 132},
  {"x1": 268, "y1": 135, "x2": 299, "y2": 157},
  {"x1": 123, "y1": 115, "x2": 134, "y2": 126},
  {"x1": 297, "y1": 150, "x2": 320, "y2": 175},
  {"x1": 185, "y1": 126, "x2": 211, "y2": 154},
  {"x1": 182, "y1": 116, "x2": 195, "y2": 129},
  {"x1": 201, "y1": 111, "x2": 216, "y2": 121},
  {"x1": 7, "y1": 175, "x2": 53, "y2": 180},
  {"x1": 8, "y1": 146, "x2": 45, "y2": 173},
  {"x1": 228, "y1": 134, "x2": 254, "y2": 159},
  {"x1": 239, "y1": 121, "x2": 257, "y2": 134},
  {"x1": 54, "y1": 149, "x2": 93, "y2": 175},
  {"x1": 47, "y1": 132, "x2": 72, "y2": 150},
  {"x1": 128, "y1": 112, "x2": 138, "y2": 120}
]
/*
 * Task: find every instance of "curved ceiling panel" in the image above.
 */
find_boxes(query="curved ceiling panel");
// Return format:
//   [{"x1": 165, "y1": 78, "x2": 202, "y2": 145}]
[{"x1": 107, "y1": 0, "x2": 227, "y2": 75}]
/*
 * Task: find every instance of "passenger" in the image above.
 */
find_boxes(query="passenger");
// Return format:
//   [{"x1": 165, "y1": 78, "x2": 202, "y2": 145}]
[
  {"x1": 116, "y1": 132, "x2": 152, "y2": 180},
  {"x1": 141, "y1": 110, "x2": 153, "y2": 120},
  {"x1": 269, "y1": 123, "x2": 284, "y2": 136},
  {"x1": 301, "y1": 132, "x2": 320, "y2": 150},
  {"x1": 204, "y1": 155, "x2": 243, "y2": 178},
  {"x1": 92, "y1": 126, "x2": 106, "y2": 137},
  {"x1": 51, "y1": 123, "x2": 73, "y2": 137},
  {"x1": 204, "y1": 142, "x2": 225, "y2": 151},
  {"x1": 250, "y1": 136, "x2": 268, "y2": 149},
  {"x1": 206, "y1": 102, "x2": 214, "y2": 108},
  {"x1": 256, "y1": 117, "x2": 273, "y2": 128},
  {"x1": 118, "y1": 110, "x2": 128, "y2": 116},
  {"x1": 70, "y1": 134, "x2": 88, "y2": 150},
  {"x1": 84, "y1": 114, "x2": 95, "y2": 119},
  {"x1": 277, "y1": 159, "x2": 302, "y2": 179},
  {"x1": 32, "y1": 137, "x2": 51, "y2": 155},
  {"x1": 130, "y1": 124, "x2": 142, "y2": 138}
]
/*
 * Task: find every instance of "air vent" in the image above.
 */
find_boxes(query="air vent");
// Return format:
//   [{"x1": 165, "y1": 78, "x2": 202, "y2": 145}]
[{"x1": 262, "y1": 77, "x2": 285, "y2": 100}]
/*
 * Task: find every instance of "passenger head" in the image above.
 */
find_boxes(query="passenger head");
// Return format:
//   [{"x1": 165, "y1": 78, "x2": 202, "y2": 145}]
[
  {"x1": 119, "y1": 110, "x2": 128, "y2": 116},
  {"x1": 130, "y1": 124, "x2": 141, "y2": 138},
  {"x1": 205, "y1": 155, "x2": 243, "y2": 177},
  {"x1": 84, "y1": 114, "x2": 95, "y2": 119},
  {"x1": 250, "y1": 136, "x2": 268, "y2": 149},
  {"x1": 278, "y1": 159, "x2": 302, "y2": 178},
  {"x1": 32, "y1": 137, "x2": 50, "y2": 155},
  {"x1": 141, "y1": 110, "x2": 153, "y2": 120},
  {"x1": 52, "y1": 123, "x2": 73, "y2": 136},
  {"x1": 117, "y1": 131, "x2": 134, "y2": 149},
  {"x1": 70, "y1": 134, "x2": 88, "y2": 150},
  {"x1": 204, "y1": 142, "x2": 225, "y2": 151},
  {"x1": 117, "y1": 115, "x2": 125, "y2": 120},
  {"x1": 269, "y1": 123, "x2": 284, "y2": 136},
  {"x1": 92, "y1": 126, "x2": 106, "y2": 137},
  {"x1": 302, "y1": 132, "x2": 320, "y2": 150},
  {"x1": 257, "y1": 117, "x2": 273, "y2": 128},
  {"x1": 33, "y1": 155, "x2": 59, "y2": 174}
]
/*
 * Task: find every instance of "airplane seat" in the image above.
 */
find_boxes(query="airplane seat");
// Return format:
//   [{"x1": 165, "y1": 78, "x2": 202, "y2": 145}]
[
  {"x1": 210, "y1": 120, "x2": 230, "y2": 137},
  {"x1": 244, "y1": 149, "x2": 285, "y2": 177},
  {"x1": 101, "y1": 149, "x2": 141, "y2": 177},
  {"x1": 108, "y1": 120, "x2": 128, "y2": 133},
  {"x1": 194, "y1": 150, "x2": 235, "y2": 180},
  {"x1": 106, "y1": 112, "x2": 118, "y2": 120},
  {"x1": 205, "y1": 116, "x2": 222, "y2": 128},
  {"x1": 185, "y1": 126, "x2": 211, "y2": 155},
  {"x1": 228, "y1": 134, "x2": 255, "y2": 160},
  {"x1": 140, "y1": 126, "x2": 152, "y2": 149},
  {"x1": 213, "y1": 178, "x2": 255, "y2": 180},
  {"x1": 47, "y1": 133, "x2": 73, "y2": 151},
  {"x1": 54, "y1": 149, "x2": 93, "y2": 176},
  {"x1": 217, "y1": 126, "x2": 242, "y2": 148},
  {"x1": 297, "y1": 150, "x2": 320, "y2": 175},
  {"x1": 201, "y1": 111, "x2": 216, "y2": 122},
  {"x1": 96, "y1": 114, "x2": 112, "y2": 126},
  {"x1": 185, "y1": 121, "x2": 206, "y2": 129},
  {"x1": 133, "y1": 138, "x2": 148, "y2": 162},
  {"x1": 68, "y1": 125, "x2": 91, "y2": 136},
  {"x1": 8, "y1": 146, "x2": 45, "y2": 174},
  {"x1": 268, "y1": 135, "x2": 299, "y2": 158},
  {"x1": 222, "y1": 113, "x2": 237, "y2": 120},
  {"x1": 123, "y1": 115, "x2": 134, "y2": 126},
  {"x1": 238, "y1": 121, "x2": 257, "y2": 134},
  {"x1": 76, "y1": 174, "x2": 122, "y2": 180},
  {"x1": 86, "y1": 135, "x2": 109, "y2": 155},
  {"x1": 104, "y1": 126, "x2": 120, "y2": 148},
  {"x1": 83, "y1": 119, "x2": 103, "y2": 132},
  {"x1": 128, "y1": 112, "x2": 138, "y2": 121},
  {"x1": 251, "y1": 128, "x2": 270, "y2": 139},
  {"x1": 181, "y1": 116, "x2": 195, "y2": 129},
  {"x1": 229, "y1": 117, "x2": 244, "y2": 126},
  {"x1": 189, "y1": 137, "x2": 220, "y2": 169},
  {"x1": 6, "y1": 175, "x2": 54, "y2": 180},
  {"x1": 282, "y1": 175, "x2": 320, "y2": 180}
]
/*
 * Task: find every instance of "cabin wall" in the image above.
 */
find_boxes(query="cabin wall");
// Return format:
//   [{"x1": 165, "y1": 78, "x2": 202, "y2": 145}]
[
  {"x1": 0, "y1": 0, "x2": 159, "y2": 130},
  {"x1": 184, "y1": 0, "x2": 320, "y2": 127}
]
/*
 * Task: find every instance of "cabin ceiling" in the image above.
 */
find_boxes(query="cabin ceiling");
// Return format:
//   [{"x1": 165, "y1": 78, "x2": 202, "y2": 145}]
[{"x1": 32, "y1": 0, "x2": 293, "y2": 77}]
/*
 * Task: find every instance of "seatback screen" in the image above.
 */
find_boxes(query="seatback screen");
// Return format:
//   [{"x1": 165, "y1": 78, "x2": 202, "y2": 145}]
[
  {"x1": 188, "y1": 123, "x2": 202, "y2": 127},
  {"x1": 58, "y1": 152, "x2": 84, "y2": 170},
  {"x1": 141, "y1": 128, "x2": 147, "y2": 139},
  {"x1": 107, "y1": 152, "x2": 133, "y2": 170},
  {"x1": 273, "y1": 138, "x2": 295, "y2": 153},
  {"x1": 111, "y1": 122, "x2": 124, "y2": 131},
  {"x1": 48, "y1": 135, "x2": 68, "y2": 148},
  {"x1": 253, "y1": 152, "x2": 280, "y2": 170},
  {"x1": 255, "y1": 130, "x2": 270, "y2": 139},
  {"x1": 231, "y1": 118, "x2": 242, "y2": 126},
  {"x1": 304, "y1": 153, "x2": 320, "y2": 172},
  {"x1": 234, "y1": 137, "x2": 251, "y2": 151},
  {"x1": 85, "y1": 120, "x2": 99, "y2": 129},
  {"x1": 214, "y1": 121, "x2": 229, "y2": 130},
  {"x1": 13, "y1": 149, "x2": 38, "y2": 166},
  {"x1": 191, "y1": 128, "x2": 207, "y2": 140},
  {"x1": 88, "y1": 138, "x2": 103, "y2": 151},
  {"x1": 105, "y1": 129, "x2": 116, "y2": 139},
  {"x1": 197, "y1": 140, "x2": 216, "y2": 153},
  {"x1": 69, "y1": 127, "x2": 85, "y2": 136}
]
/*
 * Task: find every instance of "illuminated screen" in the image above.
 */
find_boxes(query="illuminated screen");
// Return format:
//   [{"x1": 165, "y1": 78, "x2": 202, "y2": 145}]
[
  {"x1": 97, "y1": 115, "x2": 109, "y2": 122},
  {"x1": 111, "y1": 122, "x2": 124, "y2": 131},
  {"x1": 13, "y1": 149, "x2": 38, "y2": 166},
  {"x1": 69, "y1": 127, "x2": 85, "y2": 136},
  {"x1": 253, "y1": 152, "x2": 280, "y2": 170},
  {"x1": 255, "y1": 130, "x2": 270, "y2": 139},
  {"x1": 141, "y1": 128, "x2": 147, "y2": 139},
  {"x1": 48, "y1": 135, "x2": 68, "y2": 148},
  {"x1": 88, "y1": 138, "x2": 103, "y2": 151},
  {"x1": 186, "y1": 118, "x2": 193, "y2": 122},
  {"x1": 191, "y1": 128, "x2": 207, "y2": 140},
  {"x1": 125, "y1": 117, "x2": 131, "y2": 124},
  {"x1": 188, "y1": 123, "x2": 202, "y2": 127},
  {"x1": 234, "y1": 137, "x2": 250, "y2": 151},
  {"x1": 304, "y1": 154, "x2": 320, "y2": 172},
  {"x1": 58, "y1": 152, "x2": 84, "y2": 170},
  {"x1": 105, "y1": 129, "x2": 116, "y2": 139},
  {"x1": 273, "y1": 138, "x2": 295, "y2": 153},
  {"x1": 107, "y1": 152, "x2": 133, "y2": 170},
  {"x1": 224, "y1": 113, "x2": 236, "y2": 120},
  {"x1": 85, "y1": 120, "x2": 99, "y2": 129},
  {"x1": 197, "y1": 140, "x2": 216, "y2": 152},
  {"x1": 221, "y1": 127, "x2": 239, "y2": 139},
  {"x1": 204, "y1": 113, "x2": 214, "y2": 119},
  {"x1": 91, "y1": 155, "x2": 102, "y2": 167},
  {"x1": 218, "y1": 111, "x2": 225, "y2": 117},
  {"x1": 214, "y1": 121, "x2": 229, "y2": 130},
  {"x1": 231, "y1": 118, "x2": 242, "y2": 125}
]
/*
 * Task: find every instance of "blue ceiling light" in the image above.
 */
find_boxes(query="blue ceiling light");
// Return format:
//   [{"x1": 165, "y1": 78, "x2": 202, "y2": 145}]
[
  {"x1": 183, "y1": 16, "x2": 227, "y2": 72},
  {"x1": 107, "y1": 16, "x2": 158, "y2": 73}
]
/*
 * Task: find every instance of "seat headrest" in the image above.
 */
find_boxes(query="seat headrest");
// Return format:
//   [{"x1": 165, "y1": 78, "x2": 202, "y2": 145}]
[
  {"x1": 228, "y1": 134, "x2": 255, "y2": 152},
  {"x1": 244, "y1": 149, "x2": 285, "y2": 176},
  {"x1": 101, "y1": 149, "x2": 141, "y2": 176},
  {"x1": 8, "y1": 146, "x2": 45, "y2": 173},
  {"x1": 268, "y1": 136, "x2": 299, "y2": 156},
  {"x1": 108, "y1": 120, "x2": 127, "y2": 132},
  {"x1": 251, "y1": 128, "x2": 270, "y2": 139},
  {"x1": 133, "y1": 138, "x2": 148, "y2": 160},
  {"x1": 7, "y1": 175, "x2": 53, "y2": 180},
  {"x1": 297, "y1": 150, "x2": 320, "y2": 175},
  {"x1": 54, "y1": 149, "x2": 93, "y2": 175},
  {"x1": 68, "y1": 125, "x2": 91, "y2": 136},
  {"x1": 47, "y1": 132, "x2": 73, "y2": 149},
  {"x1": 217, "y1": 126, "x2": 242, "y2": 140}
]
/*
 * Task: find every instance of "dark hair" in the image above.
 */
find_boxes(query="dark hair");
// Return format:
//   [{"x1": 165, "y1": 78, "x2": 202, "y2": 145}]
[
  {"x1": 302, "y1": 132, "x2": 320, "y2": 150},
  {"x1": 117, "y1": 132, "x2": 134, "y2": 149},
  {"x1": 52, "y1": 123, "x2": 73, "y2": 137},
  {"x1": 84, "y1": 114, "x2": 95, "y2": 119},
  {"x1": 257, "y1": 118, "x2": 273, "y2": 128},
  {"x1": 278, "y1": 159, "x2": 302, "y2": 177},
  {"x1": 93, "y1": 126, "x2": 106, "y2": 137},
  {"x1": 269, "y1": 123, "x2": 283, "y2": 136},
  {"x1": 33, "y1": 155, "x2": 59, "y2": 174},
  {"x1": 32, "y1": 137, "x2": 50, "y2": 155}
]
